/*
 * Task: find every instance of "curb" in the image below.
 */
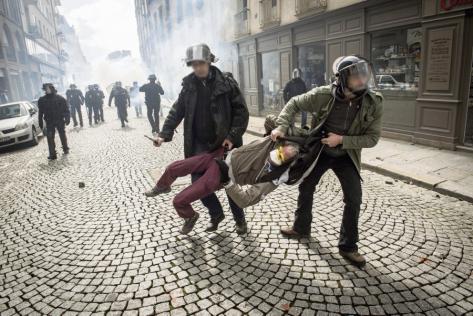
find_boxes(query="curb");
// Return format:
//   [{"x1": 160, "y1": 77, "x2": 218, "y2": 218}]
[{"x1": 245, "y1": 128, "x2": 473, "y2": 204}]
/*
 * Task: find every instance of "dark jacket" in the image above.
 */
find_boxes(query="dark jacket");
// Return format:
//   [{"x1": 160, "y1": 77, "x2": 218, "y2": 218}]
[
  {"x1": 159, "y1": 66, "x2": 249, "y2": 158},
  {"x1": 283, "y1": 78, "x2": 307, "y2": 103},
  {"x1": 95, "y1": 89, "x2": 105, "y2": 105},
  {"x1": 38, "y1": 93, "x2": 70, "y2": 128},
  {"x1": 139, "y1": 82, "x2": 164, "y2": 105},
  {"x1": 85, "y1": 90, "x2": 95, "y2": 108},
  {"x1": 108, "y1": 87, "x2": 130, "y2": 108},
  {"x1": 66, "y1": 89, "x2": 85, "y2": 106}
]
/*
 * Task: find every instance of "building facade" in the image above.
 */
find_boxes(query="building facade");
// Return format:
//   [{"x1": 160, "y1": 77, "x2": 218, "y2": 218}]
[
  {"x1": 1, "y1": 0, "x2": 65, "y2": 102},
  {"x1": 234, "y1": 0, "x2": 473, "y2": 150}
]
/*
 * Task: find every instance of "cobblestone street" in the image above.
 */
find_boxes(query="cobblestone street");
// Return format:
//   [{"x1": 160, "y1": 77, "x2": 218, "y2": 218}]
[{"x1": 1, "y1": 108, "x2": 473, "y2": 316}]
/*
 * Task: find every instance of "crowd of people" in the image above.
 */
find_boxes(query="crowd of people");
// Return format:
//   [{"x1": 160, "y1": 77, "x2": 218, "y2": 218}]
[{"x1": 36, "y1": 43, "x2": 383, "y2": 267}]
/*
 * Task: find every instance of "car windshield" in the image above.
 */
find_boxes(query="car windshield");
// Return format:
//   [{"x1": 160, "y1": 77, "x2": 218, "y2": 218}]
[{"x1": 0, "y1": 104, "x2": 23, "y2": 120}]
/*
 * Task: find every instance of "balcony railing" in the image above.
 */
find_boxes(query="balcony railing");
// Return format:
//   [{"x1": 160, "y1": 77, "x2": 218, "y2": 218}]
[
  {"x1": 259, "y1": 0, "x2": 280, "y2": 29},
  {"x1": 295, "y1": 0, "x2": 327, "y2": 17},
  {"x1": 234, "y1": 8, "x2": 250, "y2": 38}
]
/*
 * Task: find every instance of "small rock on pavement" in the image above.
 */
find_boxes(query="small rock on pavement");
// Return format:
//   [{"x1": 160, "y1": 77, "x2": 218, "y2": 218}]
[
  {"x1": 79, "y1": 182, "x2": 85, "y2": 188},
  {"x1": 385, "y1": 180, "x2": 394, "y2": 185}
]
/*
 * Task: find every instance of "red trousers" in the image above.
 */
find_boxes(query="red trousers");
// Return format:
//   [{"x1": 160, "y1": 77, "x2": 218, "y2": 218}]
[{"x1": 156, "y1": 148, "x2": 224, "y2": 218}]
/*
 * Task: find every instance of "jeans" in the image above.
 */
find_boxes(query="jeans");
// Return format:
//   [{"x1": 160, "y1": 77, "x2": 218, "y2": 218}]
[
  {"x1": 293, "y1": 152, "x2": 362, "y2": 252},
  {"x1": 157, "y1": 148, "x2": 224, "y2": 218},
  {"x1": 70, "y1": 104, "x2": 83, "y2": 127},
  {"x1": 46, "y1": 123, "x2": 68, "y2": 156},
  {"x1": 146, "y1": 103, "x2": 160, "y2": 132},
  {"x1": 191, "y1": 140, "x2": 246, "y2": 223}
]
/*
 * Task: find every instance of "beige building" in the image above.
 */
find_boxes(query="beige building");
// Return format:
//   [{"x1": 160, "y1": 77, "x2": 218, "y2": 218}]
[{"x1": 234, "y1": 0, "x2": 473, "y2": 150}]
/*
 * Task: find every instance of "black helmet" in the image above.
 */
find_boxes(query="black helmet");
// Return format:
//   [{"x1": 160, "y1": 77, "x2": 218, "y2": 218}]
[
  {"x1": 115, "y1": 81, "x2": 122, "y2": 87},
  {"x1": 333, "y1": 55, "x2": 373, "y2": 94},
  {"x1": 70, "y1": 84, "x2": 77, "y2": 89},
  {"x1": 42, "y1": 83, "x2": 56, "y2": 92},
  {"x1": 148, "y1": 74, "x2": 157, "y2": 81},
  {"x1": 184, "y1": 43, "x2": 216, "y2": 66}
]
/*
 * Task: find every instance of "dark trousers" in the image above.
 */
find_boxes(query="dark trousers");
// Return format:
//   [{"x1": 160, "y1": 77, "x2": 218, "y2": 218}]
[
  {"x1": 191, "y1": 141, "x2": 245, "y2": 223},
  {"x1": 157, "y1": 148, "x2": 223, "y2": 218},
  {"x1": 46, "y1": 123, "x2": 68, "y2": 156},
  {"x1": 293, "y1": 153, "x2": 362, "y2": 252},
  {"x1": 117, "y1": 105, "x2": 128, "y2": 125},
  {"x1": 146, "y1": 103, "x2": 160, "y2": 132},
  {"x1": 92, "y1": 105, "x2": 100, "y2": 123},
  {"x1": 70, "y1": 104, "x2": 83, "y2": 127},
  {"x1": 98, "y1": 104, "x2": 104, "y2": 122},
  {"x1": 86, "y1": 106, "x2": 93, "y2": 125}
]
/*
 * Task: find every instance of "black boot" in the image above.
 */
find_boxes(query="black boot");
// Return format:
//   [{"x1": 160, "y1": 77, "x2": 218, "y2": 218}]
[
  {"x1": 205, "y1": 213, "x2": 225, "y2": 232},
  {"x1": 235, "y1": 219, "x2": 248, "y2": 235}
]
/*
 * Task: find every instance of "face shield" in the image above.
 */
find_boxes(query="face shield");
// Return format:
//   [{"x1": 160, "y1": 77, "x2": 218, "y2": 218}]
[
  {"x1": 292, "y1": 68, "x2": 301, "y2": 79},
  {"x1": 338, "y1": 61, "x2": 374, "y2": 93}
]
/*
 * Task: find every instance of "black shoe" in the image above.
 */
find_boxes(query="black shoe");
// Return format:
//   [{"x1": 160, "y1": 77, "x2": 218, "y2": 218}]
[
  {"x1": 121, "y1": 123, "x2": 125, "y2": 128},
  {"x1": 47, "y1": 155, "x2": 57, "y2": 160},
  {"x1": 235, "y1": 219, "x2": 247, "y2": 235},
  {"x1": 280, "y1": 227, "x2": 311, "y2": 238},
  {"x1": 205, "y1": 213, "x2": 225, "y2": 232},
  {"x1": 144, "y1": 186, "x2": 171, "y2": 197},
  {"x1": 63, "y1": 148, "x2": 70, "y2": 155},
  {"x1": 181, "y1": 212, "x2": 200, "y2": 235}
]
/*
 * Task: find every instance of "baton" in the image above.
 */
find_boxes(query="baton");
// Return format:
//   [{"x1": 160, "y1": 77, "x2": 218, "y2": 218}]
[{"x1": 144, "y1": 135, "x2": 155, "y2": 142}]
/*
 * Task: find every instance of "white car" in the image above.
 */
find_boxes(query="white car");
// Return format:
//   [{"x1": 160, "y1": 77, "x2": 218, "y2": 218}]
[{"x1": 0, "y1": 101, "x2": 43, "y2": 148}]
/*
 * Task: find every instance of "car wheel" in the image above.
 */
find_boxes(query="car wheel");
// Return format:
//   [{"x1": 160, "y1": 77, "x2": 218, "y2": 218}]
[{"x1": 30, "y1": 127, "x2": 39, "y2": 146}]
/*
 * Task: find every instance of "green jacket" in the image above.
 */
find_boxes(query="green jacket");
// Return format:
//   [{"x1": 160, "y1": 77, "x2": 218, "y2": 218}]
[{"x1": 275, "y1": 85, "x2": 384, "y2": 173}]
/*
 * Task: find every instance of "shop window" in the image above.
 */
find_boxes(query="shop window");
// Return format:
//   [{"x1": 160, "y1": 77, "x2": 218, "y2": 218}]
[
  {"x1": 371, "y1": 27, "x2": 422, "y2": 94},
  {"x1": 261, "y1": 51, "x2": 281, "y2": 111},
  {"x1": 298, "y1": 43, "x2": 326, "y2": 89}
]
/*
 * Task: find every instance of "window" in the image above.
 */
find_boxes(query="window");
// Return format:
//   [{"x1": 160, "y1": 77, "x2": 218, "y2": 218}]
[
  {"x1": 371, "y1": 27, "x2": 422, "y2": 93},
  {"x1": 261, "y1": 51, "x2": 281, "y2": 110},
  {"x1": 298, "y1": 43, "x2": 326, "y2": 89}
]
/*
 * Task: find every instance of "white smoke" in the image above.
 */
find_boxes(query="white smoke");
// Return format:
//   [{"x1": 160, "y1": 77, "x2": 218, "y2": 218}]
[{"x1": 145, "y1": 0, "x2": 238, "y2": 99}]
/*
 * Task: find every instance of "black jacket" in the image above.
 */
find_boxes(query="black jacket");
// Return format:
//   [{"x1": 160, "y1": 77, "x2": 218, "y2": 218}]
[
  {"x1": 159, "y1": 66, "x2": 249, "y2": 158},
  {"x1": 283, "y1": 78, "x2": 307, "y2": 103},
  {"x1": 108, "y1": 87, "x2": 130, "y2": 108},
  {"x1": 66, "y1": 89, "x2": 85, "y2": 106},
  {"x1": 38, "y1": 93, "x2": 70, "y2": 128},
  {"x1": 139, "y1": 82, "x2": 164, "y2": 105}
]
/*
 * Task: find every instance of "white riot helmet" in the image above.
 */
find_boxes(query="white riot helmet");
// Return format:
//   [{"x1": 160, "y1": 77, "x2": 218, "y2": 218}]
[
  {"x1": 184, "y1": 43, "x2": 216, "y2": 66},
  {"x1": 332, "y1": 55, "x2": 374, "y2": 94},
  {"x1": 292, "y1": 68, "x2": 302, "y2": 79}
]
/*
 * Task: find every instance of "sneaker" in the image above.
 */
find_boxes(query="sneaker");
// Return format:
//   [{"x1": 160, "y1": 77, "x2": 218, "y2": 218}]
[
  {"x1": 144, "y1": 186, "x2": 171, "y2": 197},
  {"x1": 205, "y1": 213, "x2": 225, "y2": 232},
  {"x1": 339, "y1": 250, "x2": 366, "y2": 267},
  {"x1": 235, "y1": 219, "x2": 247, "y2": 235},
  {"x1": 181, "y1": 212, "x2": 200, "y2": 235},
  {"x1": 280, "y1": 227, "x2": 311, "y2": 238},
  {"x1": 47, "y1": 155, "x2": 57, "y2": 160}
]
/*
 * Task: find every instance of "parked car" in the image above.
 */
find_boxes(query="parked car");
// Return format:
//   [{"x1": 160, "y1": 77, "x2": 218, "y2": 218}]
[
  {"x1": 376, "y1": 75, "x2": 409, "y2": 90},
  {"x1": 0, "y1": 101, "x2": 43, "y2": 148}
]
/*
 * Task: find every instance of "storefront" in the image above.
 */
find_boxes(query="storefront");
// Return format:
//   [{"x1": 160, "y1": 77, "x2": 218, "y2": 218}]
[{"x1": 236, "y1": 0, "x2": 473, "y2": 149}]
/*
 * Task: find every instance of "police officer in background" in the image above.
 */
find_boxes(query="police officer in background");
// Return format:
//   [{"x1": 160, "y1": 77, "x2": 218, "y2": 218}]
[
  {"x1": 108, "y1": 81, "x2": 130, "y2": 128},
  {"x1": 84, "y1": 85, "x2": 98, "y2": 126},
  {"x1": 38, "y1": 83, "x2": 70, "y2": 160},
  {"x1": 140, "y1": 74, "x2": 164, "y2": 134},
  {"x1": 94, "y1": 84, "x2": 105, "y2": 122},
  {"x1": 283, "y1": 68, "x2": 308, "y2": 127},
  {"x1": 66, "y1": 84, "x2": 85, "y2": 127}
]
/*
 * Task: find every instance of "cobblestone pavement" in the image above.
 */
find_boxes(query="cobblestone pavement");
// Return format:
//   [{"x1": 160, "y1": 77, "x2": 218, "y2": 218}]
[{"x1": 1, "y1": 108, "x2": 473, "y2": 316}]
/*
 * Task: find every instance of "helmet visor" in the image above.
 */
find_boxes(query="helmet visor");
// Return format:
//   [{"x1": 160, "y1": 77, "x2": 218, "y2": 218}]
[{"x1": 339, "y1": 62, "x2": 373, "y2": 92}]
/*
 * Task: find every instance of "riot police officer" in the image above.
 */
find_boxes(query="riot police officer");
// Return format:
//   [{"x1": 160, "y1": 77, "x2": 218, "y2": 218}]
[
  {"x1": 108, "y1": 81, "x2": 130, "y2": 128},
  {"x1": 94, "y1": 84, "x2": 105, "y2": 122},
  {"x1": 66, "y1": 84, "x2": 85, "y2": 127},
  {"x1": 140, "y1": 74, "x2": 164, "y2": 134},
  {"x1": 38, "y1": 83, "x2": 70, "y2": 160}
]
